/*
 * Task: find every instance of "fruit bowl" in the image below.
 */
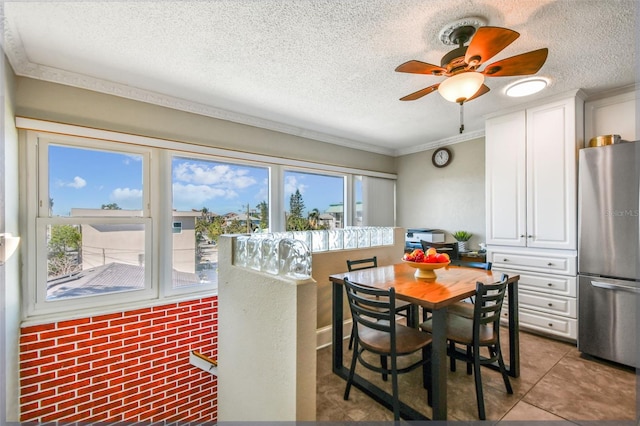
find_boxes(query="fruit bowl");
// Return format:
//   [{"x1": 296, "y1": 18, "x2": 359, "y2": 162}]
[{"x1": 402, "y1": 259, "x2": 451, "y2": 279}]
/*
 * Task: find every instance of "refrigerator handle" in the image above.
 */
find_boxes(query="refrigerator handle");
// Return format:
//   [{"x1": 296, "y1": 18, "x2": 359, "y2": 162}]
[{"x1": 590, "y1": 280, "x2": 639, "y2": 293}]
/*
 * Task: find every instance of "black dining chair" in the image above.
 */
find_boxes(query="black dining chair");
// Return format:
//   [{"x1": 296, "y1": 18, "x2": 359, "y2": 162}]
[
  {"x1": 343, "y1": 277, "x2": 432, "y2": 421},
  {"x1": 420, "y1": 274, "x2": 512, "y2": 420},
  {"x1": 420, "y1": 241, "x2": 460, "y2": 260},
  {"x1": 346, "y1": 256, "x2": 417, "y2": 350}
]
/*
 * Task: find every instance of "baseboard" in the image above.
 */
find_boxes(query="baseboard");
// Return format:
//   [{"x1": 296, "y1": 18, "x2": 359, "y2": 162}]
[{"x1": 316, "y1": 319, "x2": 352, "y2": 350}]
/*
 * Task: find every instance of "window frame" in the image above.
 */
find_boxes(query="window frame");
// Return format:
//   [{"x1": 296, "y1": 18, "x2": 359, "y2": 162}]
[{"x1": 19, "y1": 119, "x2": 397, "y2": 323}]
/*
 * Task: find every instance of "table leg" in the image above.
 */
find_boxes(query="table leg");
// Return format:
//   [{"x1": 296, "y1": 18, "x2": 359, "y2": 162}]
[
  {"x1": 430, "y1": 307, "x2": 448, "y2": 420},
  {"x1": 332, "y1": 282, "x2": 344, "y2": 374},
  {"x1": 507, "y1": 279, "x2": 520, "y2": 377}
]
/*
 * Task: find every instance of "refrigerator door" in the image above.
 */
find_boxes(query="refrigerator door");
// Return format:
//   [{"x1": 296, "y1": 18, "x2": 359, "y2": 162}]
[
  {"x1": 578, "y1": 142, "x2": 639, "y2": 280},
  {"x1": 578, "y1": 275, "x2": 638, "y2": 367}
]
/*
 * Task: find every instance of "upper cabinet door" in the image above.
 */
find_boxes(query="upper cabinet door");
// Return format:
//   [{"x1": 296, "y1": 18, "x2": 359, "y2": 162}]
[
  {"x1": 526, "y1": 98, "x2": 579, "y2": 250},
  {"x1": 486, "y1": 110, "x2": 527, "y2": 247}
]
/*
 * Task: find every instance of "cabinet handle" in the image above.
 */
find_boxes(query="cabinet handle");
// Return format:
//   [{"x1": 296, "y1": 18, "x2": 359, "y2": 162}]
[
  {"x1": 519, "y1": 234, "x2": 525, "y2": 238},
  {"x1": 547, "y1": 262, "x2": 553, "y2": 266},
  {"x1": 527, "y1": 235, "x2": 533, "y2": 238},
  {"x1": 503, "y1": 258, "x2": 508, "y2": 262},
  {"x1": 548, "y1": 323, "x2": 553, "y2": 327},
  {"x1": 548, "y1": 303, "x2": 553, "y2": 307},
  {"x1": 547, "y1": 283, "x2": 553, "y2": 287}
]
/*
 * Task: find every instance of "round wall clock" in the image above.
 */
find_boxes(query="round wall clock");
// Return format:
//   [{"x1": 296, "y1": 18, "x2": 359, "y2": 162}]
[{"x1": 432, "y1": 147, "x2": 452, "y2": 168}]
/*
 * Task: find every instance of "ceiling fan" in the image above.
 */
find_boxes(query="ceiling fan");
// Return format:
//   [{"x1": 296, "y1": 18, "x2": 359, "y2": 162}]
[{"x1": 395, "y1": 20, "x2": 549, "y2": 104}]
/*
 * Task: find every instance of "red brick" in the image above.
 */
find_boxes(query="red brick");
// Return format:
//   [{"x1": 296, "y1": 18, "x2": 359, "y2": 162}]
[
  {"x1": 78, "y1": 322, "x2": 110, "y2": 333},
  {"x1": 39, "y1": 328, "x2": 74, "y2": 340},
  {"x1": 154, "y1": 303, "x2": 177, "y2": 311},
  {"x1": 152, "y1": 315, "x2": 178, "y2": 325},
  {"x1": 78, "y1": 366, "x2": 108, "y2": 380},
  {"x1": 78, "y1": 396, "x2": 108, "y2": 413},
  {"x1": 19, "y1": 333, "x2": 41, "y2": 344},
  {"x1": 22, "y1": 322, "x2": 56, "y2": 334},
  {"x1": 20, "y1": 384, "x2": 38, "y2": 396},
  {"x1": 60, "y1": 378, "x2": 91, "y2": 394},
  {"x1": 92, "y1": 326, "x2": 123, "y2": 338},
  {"x1": 40, "y1": 343, "x2": 74, "y2": 357},
  {"x1": 77, "y1": 352, "x2": 106, "y2": 365},
  {"x1": 21, "y1": 371, "x2": 56, "y2": 387},
  {"x1": 140, "y1": 311, "x2": 167, "y2": 321},
  {"x1": 21, "y1": 340, "x2": 57, "y2": 353},
  {"x1": 42, "y1": 406, "x2": 76, "y2": 422},
  {"x1": 77, "y1": 336, "x2": 109, "y2": 350},
  {"x1": 124, "y1": 319, "x2": 152, "y2": 331},
  {"x1": 20, "y1": 404, "x2": 57, "y2": 421},
  {"x1": 91, "y1": 340, "x2": 123, "y2": 353},
  {"x1": 20, "y1": 367, "x2": 39, "y2": 379},
  {"x1": 58, "y1": 347, "x2": 91, "y2": 361},
  {"x1": 94, "y1": 312, "x2": 123, "y2": 321},
  {"x1": 109, "y1": 345, "x2": 139, "y2": 357},
  {"x1": 60, "y1": 410, "x2": 92, "y2": 422},
  {"x1": 121, "y1": 334, "x2": 150, "y2": 346},
  {"x1": 124, "y1": 361, "x2": 151, "y2": 376},
  {"x1": 110, "y1": 316, "x2": 139, "y2": 327},
  {"x1": 124, "y1": 306, "x2": 152, "y2": 317},
  {"x1": 58, "y1": 394, "x2": 90, "y2": 411},
  {"x1": 42, "y1": 390, "x2": 76, "y2": 408},
  {"x1": 58, "y1": 332, "x2": 91, "y2": 345},
  {"x1": 92, "y1": 384, "x2": 123, "y2": 400}
]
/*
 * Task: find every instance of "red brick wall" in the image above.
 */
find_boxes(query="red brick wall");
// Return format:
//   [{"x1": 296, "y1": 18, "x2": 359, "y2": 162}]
[{"x1": 19, "y1": 296, "x2": 218, "y2": 423}]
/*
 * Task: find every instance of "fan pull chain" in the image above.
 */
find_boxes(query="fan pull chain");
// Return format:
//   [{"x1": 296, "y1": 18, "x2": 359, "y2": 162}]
[{"x1": 459, "y1": 101, "x2": 465, "y2": 134}]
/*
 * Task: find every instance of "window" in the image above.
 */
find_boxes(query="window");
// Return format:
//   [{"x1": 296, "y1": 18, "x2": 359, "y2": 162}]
[
  {"x1": 283, "y1": 170, "x2": 345, "y2": 230},
  {"x1": 29, "y1": 134, "x2": 153, "y2": 316},
  {"x1": 21, "y1": 120, "x2": 396, "y2": 321},
  {"x1": 170, "y1": 155, "x2": 269, "y2": 290}
]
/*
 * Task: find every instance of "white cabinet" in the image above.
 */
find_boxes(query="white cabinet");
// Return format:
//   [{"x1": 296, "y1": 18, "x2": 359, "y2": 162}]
[
  {"x1": 485, "y1": 96, "x2": 583, "y2": 250},
  {"x1": 486, "y1": 94, "x2": 584, "y2": 342},
  {"x1": 585, "y1": 89, "x2": 638, "y2": 143}
]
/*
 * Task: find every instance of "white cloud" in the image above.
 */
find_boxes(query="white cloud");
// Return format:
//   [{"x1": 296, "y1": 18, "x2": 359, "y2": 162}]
[
  {"x1": 66, "y1": 176, "x2": 87, "y2": 189},
  {"x1": 172, "y1": 183, "x2": 238, "y2": 208},
  {"x1": 111, "y1": 187, "x2": 143, "y2": 206},
  {"x1": 174, "y1": 162, "x2": 257, "y2": 189},
  {"x1": 284, "y1": 175, "x2": 307, "y2": 196}
]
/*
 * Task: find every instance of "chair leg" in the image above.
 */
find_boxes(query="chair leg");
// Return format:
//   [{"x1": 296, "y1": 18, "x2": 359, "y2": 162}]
[
  {"x1": 348, "y1": 323, "x2": 355, "y2": 350},
  {"x1": 343, "y1": 342, "x2": 359, "y2": 400},
  {"x1": 466, "y1": 346, "x2": 472, "y2": 375},
  {"x1": 496, "y1": 345, "x2": 513, "y2": 394},
  {"x1": 472, "y1": 347, "x2": 486, "y2": 420},
  {"x1": 449, "y1": 341, "x2": 456, "y2": 372},
  {"x1": 391, "y1": 357, "x2": 400, "y2": 421},
  {"x1": 381, "y1": 356, "x2": 388, "y2": 381},
  {"x1": 422, "y1": 345, "x2": 433, "y2": 407}
]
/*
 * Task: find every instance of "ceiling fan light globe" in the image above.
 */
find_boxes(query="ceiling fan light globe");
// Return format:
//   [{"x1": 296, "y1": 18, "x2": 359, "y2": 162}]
[{"x1": 438, "y1": 72, "x2": 485, "y2": 103}]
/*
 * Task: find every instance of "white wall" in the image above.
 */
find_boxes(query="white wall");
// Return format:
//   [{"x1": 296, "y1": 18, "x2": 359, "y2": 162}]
[
  {"x1": 2, "y1": 55, "x2": 21, "y2": 422},
  {"x1": 395, "y1": 137, "x2": 486, "y2": 250}
]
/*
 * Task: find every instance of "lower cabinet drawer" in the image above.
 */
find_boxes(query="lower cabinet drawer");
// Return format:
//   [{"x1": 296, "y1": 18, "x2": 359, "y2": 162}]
[
  {"x1": 494, "y1": 268, "x2": 577, "y2": 297},
  {"x1": 505, "y1": 289, "x2": 576, "y2": 318},
  {"x1": 501, "y1": 306, "x2": 577, "y2": 340},
  {"x1": 489, "y1": 249, "x2": 576, "y2": 275}
]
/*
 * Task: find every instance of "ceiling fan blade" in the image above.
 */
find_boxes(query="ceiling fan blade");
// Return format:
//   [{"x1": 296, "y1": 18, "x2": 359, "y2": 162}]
[
  {"x1": 395, "y1": 60, "x2": 447, "y2": 76},
  {"x1": 466, "y1": 84, "x2": 490, "y2": 102},
  {"x1": 465, "y1": 26, "x2": 520, "y2": 67},
  {"x1": 481, "y1": 48, "x2": 549, "y2": 76},
  {"x1": 399, "y1": 83, "x2": 440, "y2": 101}
]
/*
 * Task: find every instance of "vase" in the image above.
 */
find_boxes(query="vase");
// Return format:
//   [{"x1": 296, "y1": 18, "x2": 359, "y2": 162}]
[{"x1": 457, "y1": 241, "x2": 467, "y2": 253}]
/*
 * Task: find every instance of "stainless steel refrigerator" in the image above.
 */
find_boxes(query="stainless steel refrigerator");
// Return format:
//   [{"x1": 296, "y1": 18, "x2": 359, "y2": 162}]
[{"x1": 577, "y1": 141, "x2": 639, "y2": 367}]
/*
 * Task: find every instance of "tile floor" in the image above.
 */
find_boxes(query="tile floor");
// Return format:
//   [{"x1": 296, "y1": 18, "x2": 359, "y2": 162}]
[{"x1": 316, "y1": 329, "x2": 638, "y2": 422}]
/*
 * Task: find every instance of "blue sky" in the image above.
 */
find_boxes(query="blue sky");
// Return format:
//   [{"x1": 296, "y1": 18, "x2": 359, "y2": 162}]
[{"x1": 49, "y1": 146, "x2": 349, "y2": 216}]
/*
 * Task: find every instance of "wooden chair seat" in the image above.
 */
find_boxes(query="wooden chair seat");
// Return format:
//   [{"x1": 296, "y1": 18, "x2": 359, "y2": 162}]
[
  {"x1": 420, "y1": 314, "x2": 497, "y2": 346},
  {"x1": 359, "y1": 324, "x2": 432, "y2": 355}
]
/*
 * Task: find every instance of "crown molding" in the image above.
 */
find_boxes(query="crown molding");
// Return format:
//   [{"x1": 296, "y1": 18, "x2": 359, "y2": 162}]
[
  {"x1": 3, "y1": 21, "x2": 396, "y2": 157},
  {"x1": 394, "y1": 128, "x2": 485, "y2": 156}
]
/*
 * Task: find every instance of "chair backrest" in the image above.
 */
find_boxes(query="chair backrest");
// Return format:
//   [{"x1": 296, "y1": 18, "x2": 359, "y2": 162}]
[
  {"x1": 473, "y1": 273, "x2": 508, "y2": 341},
  {"x1": 343, "y1": 277, "x2": 396, "y2": 339},
  {"x1": 420, "y1": 241, "x2": 459, "y2": 260},
  {"x1": 451, "y1": 260, "x2": 492, "y2": 270},
  {"x1": 346, "y1": 256, "x2": 378, "y2": 272}
]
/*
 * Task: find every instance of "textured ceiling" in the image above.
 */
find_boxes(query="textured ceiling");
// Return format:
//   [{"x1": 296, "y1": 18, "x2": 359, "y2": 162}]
[{"x1": 3, "y1": 0, "x2": 638, "y2": 156}]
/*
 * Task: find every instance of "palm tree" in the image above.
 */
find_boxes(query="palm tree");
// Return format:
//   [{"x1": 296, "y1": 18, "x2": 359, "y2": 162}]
[{"x1": 308, "y1": 208, "x2": 320, "y2": 229}]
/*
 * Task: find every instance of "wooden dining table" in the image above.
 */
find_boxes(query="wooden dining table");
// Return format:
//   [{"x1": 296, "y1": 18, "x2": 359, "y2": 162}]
[{"x1": 329, "y1": 262, "x2": 520, "y2": 421}]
